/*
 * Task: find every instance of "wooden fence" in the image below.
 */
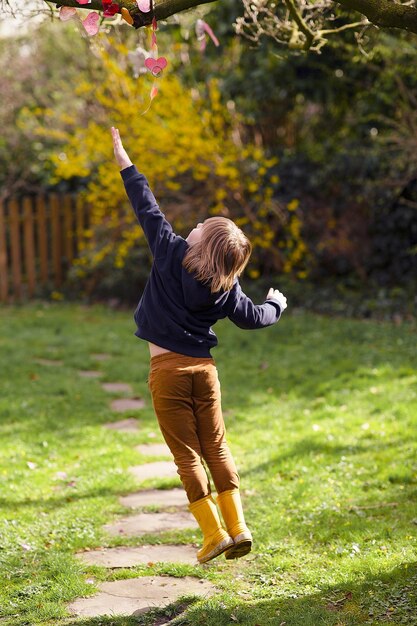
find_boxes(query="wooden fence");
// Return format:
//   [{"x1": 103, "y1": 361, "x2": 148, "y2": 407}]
[{"x1": 0, "y1": 193, "x2": 89, "y2": 303}]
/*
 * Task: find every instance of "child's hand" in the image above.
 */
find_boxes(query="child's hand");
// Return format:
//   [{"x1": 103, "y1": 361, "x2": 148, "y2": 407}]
[
  {"x1": 111, "y1": 127, "x2": 133, "y2": 171},
  {"x1": 266, "y1": 288, "x2": 287, "y2": 311}
]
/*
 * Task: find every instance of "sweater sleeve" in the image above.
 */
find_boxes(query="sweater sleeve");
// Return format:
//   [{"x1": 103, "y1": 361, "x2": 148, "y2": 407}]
[
  {"x1": 227, "y1": 282, "x2": 282, "y2": 329},
  {"x1": 120, "y1": 165, "x2": 179, "y2": 257}
]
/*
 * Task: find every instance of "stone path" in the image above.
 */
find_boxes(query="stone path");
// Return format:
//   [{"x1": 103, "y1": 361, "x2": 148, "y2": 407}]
[
  {"x1": 102, "y1": 382, "x2": 133, "y2": 393},
  {"x1": 68, "y1": 358, "x2": 214, "y2": 620},
  {"x1": 104, "y1": 418, "x2": 140, "y2": 433},
  {"x1": 34, "y1": 358, "x2": 64, "y2": 366},
  {"x1": 91, "y1": 353, "x2": 111, "y2": 361},
  {"x1": 104, "y1": 511, "x2": 196, "y2": 537},
  {"x1": 78, "y1": 370, "x2": 102, "y2": 378},
  {"x1": 136, "y1": 443, "x2": 172, "y2": 457},
  {"x1": 129, "y1": 461, "x2": 179, "y2": 482},
  {"x1": 120, "y1": 488, "x2": 188, "y2": 509},
  {"x1": 110, "y1": 398, "x2": 146, "y2": 412},
  {"x1": 76, "y1": 544, "x2": 197, "y2": 567},
  {"x1": 68, "y1": 577, "x2": 215, "y2": 618}
]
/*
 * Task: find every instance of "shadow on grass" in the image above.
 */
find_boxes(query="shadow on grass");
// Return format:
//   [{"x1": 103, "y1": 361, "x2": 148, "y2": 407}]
[
  {"x1": 0, "y1": 487, "x2": 130, "y2": 512},
  {"x1": 239, "y1": 439, "x2": 370, "y2": 478},
  {"x1": 217, "y1": 315, "x2": 417, "y2": 407},
  {"x1": 62, "y1": 598, "x2": 193, "y2": 626},
  {"x1": 243, "y1": 442, "x2": 417, "y2": 553},
  {"x1": 60, "y1": 562, "x2": 417, "y2": 626}
]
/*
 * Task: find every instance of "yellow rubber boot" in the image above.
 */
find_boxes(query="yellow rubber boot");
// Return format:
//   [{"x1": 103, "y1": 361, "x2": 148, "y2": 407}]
[
  {"x1": 189, "y1": 494, "x2": 234, "y2": 564},
  {"x1": 216, "y1": 489, "x2": 252, "y2": 560}
]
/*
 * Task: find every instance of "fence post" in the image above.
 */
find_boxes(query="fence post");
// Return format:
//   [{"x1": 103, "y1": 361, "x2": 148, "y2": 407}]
[
  {"x1": 9, "y1": 198, "x2": 22, "y2": 301},
  {"x1": 75, "y1": 195, "x2": 85, "y2": 254},
  {"x1": 0, "y1": 199, "x2": 8, "y2": 302},
  {"x1": 36, "y1": 194, "x2": 49, "y2": 284},
  {"x1": 64, "y1": 194, "x2": 74, "y2": 264},
  {"x1": 50, "y1": 193, "x2": 62, "y2": 288},
  {"x1": 23, "y1": 196, "x2": 36, "y2": 297}
]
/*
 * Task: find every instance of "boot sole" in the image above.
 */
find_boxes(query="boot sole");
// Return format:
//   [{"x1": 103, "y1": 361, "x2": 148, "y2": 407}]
[
  {"x1": 198, "y1": 537, "x2": 234, "y2": 564},
  {"x1": 225, "y1": 539, "x2": 252, "y2": 560}
]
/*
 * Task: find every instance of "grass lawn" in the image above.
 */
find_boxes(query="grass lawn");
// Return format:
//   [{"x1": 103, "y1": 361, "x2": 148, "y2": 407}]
[{"x1": 0, "y1": 302, "x2": 416, "y2": 626}]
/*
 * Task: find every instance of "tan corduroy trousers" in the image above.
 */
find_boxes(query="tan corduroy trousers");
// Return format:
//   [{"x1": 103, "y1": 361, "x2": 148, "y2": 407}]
[{"x1": 148, "y1": 351, "x2": 239, "y2": 503}]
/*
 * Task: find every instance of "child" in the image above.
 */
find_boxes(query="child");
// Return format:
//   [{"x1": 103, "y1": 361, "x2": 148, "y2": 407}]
[{"x1": 111, "y1": 127, "x2": 287, "y2": 564}]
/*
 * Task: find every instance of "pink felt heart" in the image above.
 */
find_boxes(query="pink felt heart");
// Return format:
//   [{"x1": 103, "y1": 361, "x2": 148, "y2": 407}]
[
  {"x1": 137, "y1": 0, "x2": 151, "y2": 12},
  {"x1": 59, "y1": 6, "x2": 77, "y2": 20},
  {"x1": 145, "y1": 57, "x2": 167, "y2": 76},
  {"x1": 83, "y1": 12, "x2": 100, "y2": 36},
  {"x1": 77, "y1": 0, "x2": 92, "y2": 4}
]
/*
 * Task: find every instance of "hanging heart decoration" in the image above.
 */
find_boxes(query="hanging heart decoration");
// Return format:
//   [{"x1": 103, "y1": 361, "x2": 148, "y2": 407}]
[
  {"x1": 144, "y1": 56, "x2": 167, "y2": 76},
  {"x1": 82, "y1": 12, "x2": 100, "y2": 36},
  {"x1": 59, "y1": 6, "x2": 78, "y2": 21},
  {"x1": 144, "y1": 14, "x2": 168, "y2": 77},
  {"x1": 137, "y1": 0, "x2": 152, "y2": 12},
  {"x1": 140, "y1": 4, "x2": 169, "y2": 114}
]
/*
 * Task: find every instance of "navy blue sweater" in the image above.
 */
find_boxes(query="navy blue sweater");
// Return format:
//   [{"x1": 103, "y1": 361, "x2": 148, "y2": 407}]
[{"x1": 121, "y1": 165, "x2": 283, "y2": 357}]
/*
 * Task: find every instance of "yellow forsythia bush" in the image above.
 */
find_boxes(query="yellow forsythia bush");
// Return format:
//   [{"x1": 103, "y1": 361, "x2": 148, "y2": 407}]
[{"x1": 25, "y1": 35, "x2": 308, "y2": 295}]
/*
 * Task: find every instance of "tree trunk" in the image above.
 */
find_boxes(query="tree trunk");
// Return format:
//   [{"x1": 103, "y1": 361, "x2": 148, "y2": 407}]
[
  {"x1": 24, "y1": 0, "x2": 417, "y2": 35},
  {"x1": 48, "y1": 0, "x2": 217, "y2": 27},
  {"x1": 334, "y1": 0, "x2": 417, "y2": 34}
]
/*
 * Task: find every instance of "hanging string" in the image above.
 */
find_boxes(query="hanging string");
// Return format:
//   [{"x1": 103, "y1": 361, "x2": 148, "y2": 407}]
[{"x1": 140, "y1": 3, "x2": 168, "y2": 115}]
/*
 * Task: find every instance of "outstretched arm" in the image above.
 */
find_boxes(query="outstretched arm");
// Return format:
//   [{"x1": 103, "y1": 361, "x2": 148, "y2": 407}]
[
  {"x1": 111, "y1": 127, "x2": 179, "y2": 257},
  {"x1": 228, "y1": 283, "x2": 287, "y2": 329}
]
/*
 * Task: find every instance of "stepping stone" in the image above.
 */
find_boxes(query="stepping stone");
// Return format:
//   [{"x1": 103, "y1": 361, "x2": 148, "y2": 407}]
[
  {"x1": 110, "y1": 398, "x2": 145, "y2": 412},
  {"x1": 35, "y1": 358, "x2": 63, "y2": 366},
  {"x1": 76, "y1": 544, "x2": 197, "y2": 567},
  {"x1": 103, "y1": 511, "x2": 196, "y2": 537},
  {"x1": 136, "y1": 443, "x2": 172, "y2": 457},
  {"x1": 120, "y1": 488, "x2": 188, "y2": 510},
  {"x1": 102, "y1": 382, "x2": 133, "y2": 393},
  {"x1": 104, "y1": 418, "x2": 140, "y2": 432},
  {"x1": 79, "y1": 370, "x2": 102, "y2": 378},
  {"x1": 68, "y1": 576, "x2": 215, "y2": 618},
  {"x1": 91, "y1": 353, "x2": 110, "y2": 361},
  {"x1": 129, "y1": 461, "x2": 178, "y2": 482}
]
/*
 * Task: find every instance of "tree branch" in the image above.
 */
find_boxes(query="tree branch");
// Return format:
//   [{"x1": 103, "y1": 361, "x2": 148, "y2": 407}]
[
  {"x1": 284, "y1": 0, "x2": 315, "y2": 49},
  {"x1": 320, "y1": 20, "x2": 366, "y2": 35},
  {"x1": 333, "y1": 0, "x2": 417, "y2": 34},
  {"x1": 46, "y1": 0, "x2": 217, "y2": 27}
]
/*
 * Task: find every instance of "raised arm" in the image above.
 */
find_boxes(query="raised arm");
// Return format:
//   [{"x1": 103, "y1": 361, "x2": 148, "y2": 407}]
[
  {"x1": 111, "y1": 127, "x2": 178, "y2": 257},
  {"x1": 228, "y1": 283, "x2": 287, "y2": 330}
]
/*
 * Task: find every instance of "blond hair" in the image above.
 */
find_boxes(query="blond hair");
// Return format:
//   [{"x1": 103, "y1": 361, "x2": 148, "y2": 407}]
[{"x1": 182, "y1": 217, "x2": 252, "y2": 293}]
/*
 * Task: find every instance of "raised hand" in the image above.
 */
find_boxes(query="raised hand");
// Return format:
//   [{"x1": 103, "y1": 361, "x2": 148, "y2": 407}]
[
  {"x1": 266, "y1": 287, "x2": 287, "y2": 311},
  {"x1": 111, "y1": 127, "x2": 133, "y2": 171}
]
